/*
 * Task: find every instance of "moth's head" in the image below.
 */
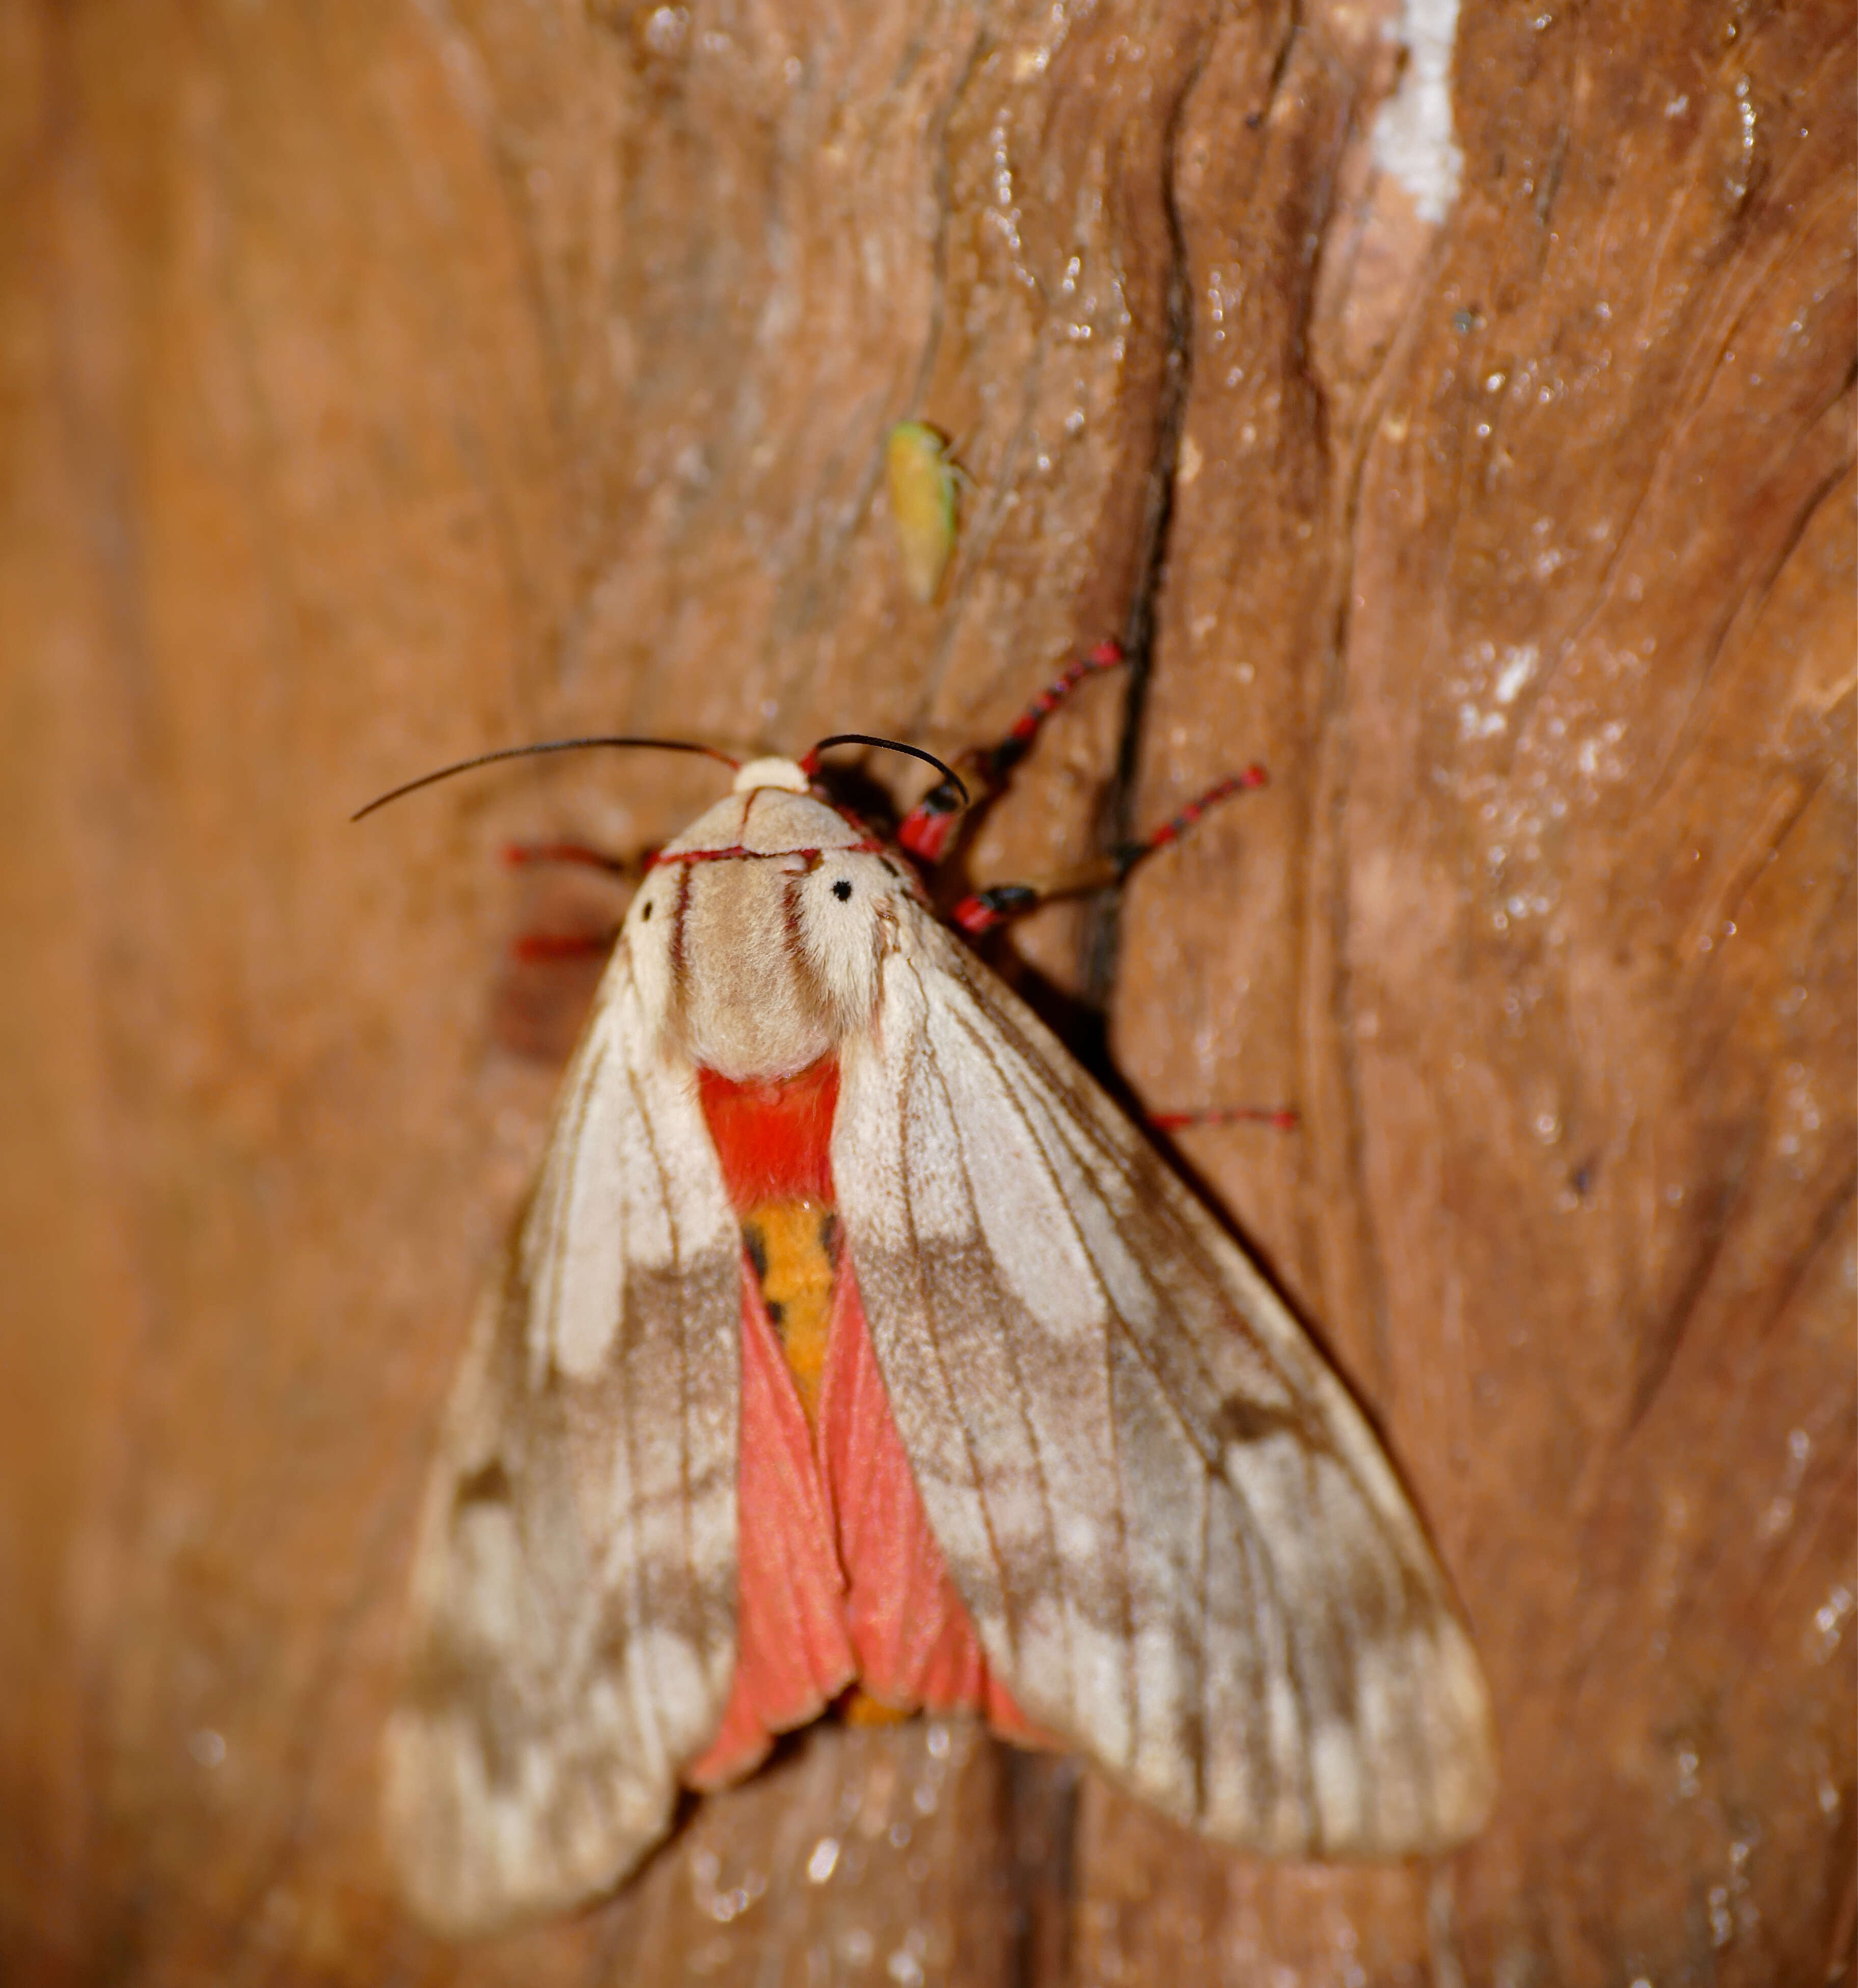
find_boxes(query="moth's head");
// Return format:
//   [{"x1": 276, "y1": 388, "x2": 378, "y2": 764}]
[
  {"x1": 621, "y1": 758, "x2": 913, "y2": 1082},
  {"x1": 353, "y1": 733, "x2": 955, "y2": 1085}
]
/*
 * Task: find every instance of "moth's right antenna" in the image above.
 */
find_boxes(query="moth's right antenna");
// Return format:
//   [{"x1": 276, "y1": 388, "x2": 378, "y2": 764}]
[{"x1": 802, "y1": 734, "x2": 969, "y2": 807}]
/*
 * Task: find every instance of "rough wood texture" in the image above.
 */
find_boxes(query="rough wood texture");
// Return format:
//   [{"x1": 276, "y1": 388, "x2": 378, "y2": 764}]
[{"x1": 3, "y1": 2, "x2": 1851, "y2": 1984}]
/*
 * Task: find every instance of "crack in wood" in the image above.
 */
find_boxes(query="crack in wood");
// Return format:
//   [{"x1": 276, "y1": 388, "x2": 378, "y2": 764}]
[{"x1": 1080, "y1": 19, "x2": 1222, "y2": 1033}]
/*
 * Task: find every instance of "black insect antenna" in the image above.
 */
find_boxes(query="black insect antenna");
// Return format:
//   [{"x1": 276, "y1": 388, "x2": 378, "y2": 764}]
[
  {"x1": 350, "y1": 737, "x2": 741, "y2": 823},
  {"x1": 802, "y1": 733, "x2": 969, "y2": 809}
]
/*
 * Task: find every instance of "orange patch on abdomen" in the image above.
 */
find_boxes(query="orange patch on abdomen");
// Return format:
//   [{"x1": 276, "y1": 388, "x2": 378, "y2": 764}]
[{"x1": 739, "y1": 1196, "x2": 838, "y2": 1429}]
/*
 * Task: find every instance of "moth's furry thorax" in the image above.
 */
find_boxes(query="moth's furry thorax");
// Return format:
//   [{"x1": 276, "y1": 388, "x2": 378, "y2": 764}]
[{"x1": 623, "y1": 771, "x2": 906, "y2": 1083}]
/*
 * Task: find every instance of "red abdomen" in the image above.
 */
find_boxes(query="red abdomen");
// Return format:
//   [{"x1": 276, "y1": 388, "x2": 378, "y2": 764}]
[{"x1": 684, "y1": 1060, "x2": 1034, "y2": 1787}]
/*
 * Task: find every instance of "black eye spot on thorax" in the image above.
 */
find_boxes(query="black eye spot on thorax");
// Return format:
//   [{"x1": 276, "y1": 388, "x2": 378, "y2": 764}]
[
  {"x1": 639, "y1": 901, "x2": 653, "y2": 921},
  {"x1": 832, "y1": 879, "x2": 853, "y2": 901}
]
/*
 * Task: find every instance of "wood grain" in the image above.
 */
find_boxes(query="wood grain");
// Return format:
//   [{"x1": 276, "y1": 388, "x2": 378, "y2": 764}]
[{"x1": 2, "y1": 2, "x2": 1850, "y2": 1983}]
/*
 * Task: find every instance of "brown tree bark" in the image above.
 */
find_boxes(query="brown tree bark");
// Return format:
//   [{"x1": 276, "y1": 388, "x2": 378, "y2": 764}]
[{"x1": 2, "y1": 2, "x2": 1851, "y2": 1984}]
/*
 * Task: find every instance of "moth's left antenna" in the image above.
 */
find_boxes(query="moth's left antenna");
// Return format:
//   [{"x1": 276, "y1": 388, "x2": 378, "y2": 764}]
[{"x1": 351, "y1": 738, "x2": 741, "y2": 822}]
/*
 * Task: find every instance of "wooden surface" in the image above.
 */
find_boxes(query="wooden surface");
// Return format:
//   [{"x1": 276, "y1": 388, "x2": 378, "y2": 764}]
[{"x1": 2, "y1": 2, "x2": 1852, "y2": 1983}]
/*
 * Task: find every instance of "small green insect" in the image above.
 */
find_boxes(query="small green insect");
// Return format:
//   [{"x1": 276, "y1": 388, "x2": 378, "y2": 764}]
[{"x1": 884, "y1": 421, "x2": 960, "y2": 603}]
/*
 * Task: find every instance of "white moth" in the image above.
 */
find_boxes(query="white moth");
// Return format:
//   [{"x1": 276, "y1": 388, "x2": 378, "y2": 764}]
[{"x1": 382, "y1": 753, "x2": 1496, "y2": 1935}]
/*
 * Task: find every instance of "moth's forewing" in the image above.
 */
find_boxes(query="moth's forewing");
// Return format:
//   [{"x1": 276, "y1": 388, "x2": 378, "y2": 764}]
[
  {"x1": 832, "y1": 915, "x2": 1497, "y2": 1857},
  {"x1": 384, "y1": 961, "x2": 743, "y2": 1935}
]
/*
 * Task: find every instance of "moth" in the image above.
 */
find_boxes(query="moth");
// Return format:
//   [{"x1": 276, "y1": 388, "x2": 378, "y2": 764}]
[{"x1": 375, "y1": 693, "x2": 1496, "y2": 1937}]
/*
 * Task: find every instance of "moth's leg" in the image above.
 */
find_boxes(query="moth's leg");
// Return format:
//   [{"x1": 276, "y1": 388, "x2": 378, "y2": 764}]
[
  {"x1": 510, "y1": 928, "x2": 619, "y2": 964},
  {"x1": 502, "y1": 840, "x2": 645, "y2": 959},
  {"x1": 502, "y1": 839, "x2": 641, "y2": 879},
  {"x1": 493, "y1": 843, "x2": 642, "y2": 1061},
  {"x1": 1150, "y1": 1101, "x2": 1300, "y2": 1132},
  {"x1": 953, "y1": 765, "x2": 1294, "y2": 1129},
  {"x1": 899, "y1": 638, "x2": 1127, "y2": 863},
  {"x1": 950, "y1": 767, "x2": 1268, "y2": 935}
]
